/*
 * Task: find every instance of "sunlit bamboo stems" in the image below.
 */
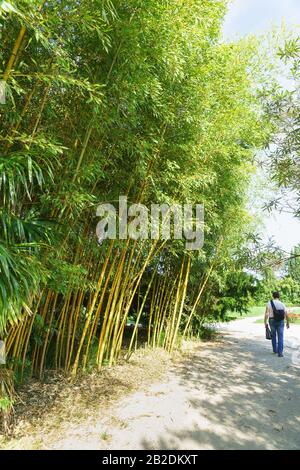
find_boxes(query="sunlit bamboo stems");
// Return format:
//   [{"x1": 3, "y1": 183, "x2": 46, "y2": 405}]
[
  {"x1": 38, "y1": 292, "x2": 58, "y2": 377},
  {"x1": 113, "y1": 241, "x2": 162, "y2": 361},
  {"x1": 71, "y1": 240, "x2": 114, "y2": 375},
  {"x1": 107, "y1": 241, "x2": 138, "y2": 366},
  {"x1": 96, "y1": 245, "x2": 128, "y2": 368},
  {"x1": 157, "y1": 277, "x2": 177, "y2": 346},
  {"x1": 54, "y1": 292, "x2": 71, "y2": 369},
  {"x1": 82, "y1": 253, "x2": 118, "y2": 369},
  {"x1": 151, "y1": 275, "x2": 165, "y2": 347},
  {"x1": 2, "y1": 27, "x2": 27, "y2": 82},
  {"x1": 126, "y1": 263, "x2": 158, "y2": 358},
  {"x1": 183, "y1": 238, "x2": 223, "y2": 338},
  {"x1": 168, "y1": 257, "x2": 191, "y2": 352}
]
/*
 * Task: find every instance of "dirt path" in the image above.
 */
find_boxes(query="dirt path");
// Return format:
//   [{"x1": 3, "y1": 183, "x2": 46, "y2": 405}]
[
  {"x1": 46, "y1": 317, "x2": 300, "y2": 450},
  {"x1": 4, "y1": 318, "x2": 300, "y2": 450}
]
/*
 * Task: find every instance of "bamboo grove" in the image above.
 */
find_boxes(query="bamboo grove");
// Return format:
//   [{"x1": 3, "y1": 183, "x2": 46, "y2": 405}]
[{"x1": 0, "y1": 0, "x2": 273, "y2": 425}]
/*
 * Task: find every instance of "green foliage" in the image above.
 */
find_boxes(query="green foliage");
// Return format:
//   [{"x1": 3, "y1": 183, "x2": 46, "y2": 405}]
[
  {"x1": 0, "y1": 0, "x2": 282, "y2": 377},
  {"x1": 253, "y1": 248, "x2": 300, "y2": 306},
  {"x1": 262, "y1": 35, "x2": 300, "y2": 216},
  {"x1": 47, "y1": 260, "x2": 88, "y2": 295},
  {"x1": 287, "y1": 245, "x2": 300, "y2": 285},
  {"x1": 0, "y1": 395, "x2": 13, "y2": 412}
]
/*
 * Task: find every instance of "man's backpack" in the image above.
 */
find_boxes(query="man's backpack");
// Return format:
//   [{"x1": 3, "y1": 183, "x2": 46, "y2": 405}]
[{"x1": 270, "y1": 300, "x2": 285, "y2": 322}]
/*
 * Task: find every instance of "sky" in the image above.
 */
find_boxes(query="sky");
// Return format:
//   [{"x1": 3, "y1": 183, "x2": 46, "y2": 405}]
[
  {"x1": 223, "y1": 0, "x2": 300, "y2": 40},
  {"x1": 222, "y1": 0, "x2": 300, "y2": 253}
]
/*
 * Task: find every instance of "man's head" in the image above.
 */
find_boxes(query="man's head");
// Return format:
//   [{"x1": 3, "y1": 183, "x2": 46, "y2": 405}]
[{"x1": 272, "y1": 291, "x2": 280, "y2": 299}]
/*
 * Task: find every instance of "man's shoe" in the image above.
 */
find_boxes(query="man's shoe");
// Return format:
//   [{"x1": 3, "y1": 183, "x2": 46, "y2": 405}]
[{"x1": 278, "y1": 354, "x2": 284, "y2": 357}]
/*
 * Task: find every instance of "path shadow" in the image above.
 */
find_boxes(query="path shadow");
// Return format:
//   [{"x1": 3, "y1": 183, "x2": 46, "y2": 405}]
[{"x1": 141, "y1": 333, "x2": 300, "y2": 450}]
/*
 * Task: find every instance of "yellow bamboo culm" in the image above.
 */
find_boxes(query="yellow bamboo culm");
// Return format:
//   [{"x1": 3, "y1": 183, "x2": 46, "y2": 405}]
[
  {"x1": 169, "y1": 257, "x2": 191, "y2": 352},
  {"x1": 183, "y1": 238, "x2": 223, "y2": 338},
  {"x1": 2, "y1": 27, "x2": 26, "y2": 82}
]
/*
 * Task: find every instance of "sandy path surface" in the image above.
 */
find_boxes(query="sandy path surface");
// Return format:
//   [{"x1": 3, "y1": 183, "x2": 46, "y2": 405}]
[{"x1": 47, "y1": 317, "x2": 300, "y2": 450}]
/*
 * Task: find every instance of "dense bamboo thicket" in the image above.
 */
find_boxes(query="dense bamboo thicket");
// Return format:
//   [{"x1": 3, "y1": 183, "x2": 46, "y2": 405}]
[{"x1": 0, "y1": 0, "x2": 273, "y2": 426}]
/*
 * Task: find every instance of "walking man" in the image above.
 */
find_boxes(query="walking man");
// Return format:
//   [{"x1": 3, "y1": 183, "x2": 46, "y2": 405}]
[{"x1": 264, "y1": 292, "x2": 289, "y2": 357}]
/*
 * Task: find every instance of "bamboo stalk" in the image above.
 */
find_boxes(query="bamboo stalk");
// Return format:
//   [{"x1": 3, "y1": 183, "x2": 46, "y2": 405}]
[
  {"x1": 165, "y1": 262, "x2": 185, "y2": 351},
  {"x1": 126, "y1": 263, "x2": 158, "y2": 358},
  {"x1": 71, "y1": 240, "x2": 114, "y2": 376},
  {"x1": 39, "y1": 292, "x2": 58, "y2": 378},
  {"x1": 151, "y1": 276, "x2": 164, "y2": 347},
  {"x1": 183, "y1": 238, "x2": 223, "y2": 338},
  {"x1": 66, "y1": 290, "x2": 85, "y2": 370},
  {"x1": 82, "y1": 254, "x2": 118, "y2": 369},
  {"x1": 96, "y1": 246, "x2": 127, "y2": 368},
  {"x1": 107, "y1": 241, "x2": 138, "y2": 365},
  {"x1": 169, "y1": 257, "x2": 191, "y2": 352},
  {"x1": 2, "y1": 1, "x2": 46, "y2": 83},
  {"x1": 157, "y1": 277, "x2": 176, "y2": 345},
  {"x1": 113, "y1": 240, "x2": 162, "y2": 361},
  {"x1": 28, "y1": 85, "x2": 50, "y2": 145},
  {"x1": 2, "y1": 27, "x2": 27, "y2": 82},
  {"x1": 31, "y1": 290, "x2": 53, "y2": 375},
  {"x1": 54, "y1": 293, "x2": 71, "y2": 369},
  {"x1": 148, "y1": 276, "x2": 159, "y2": 345}
]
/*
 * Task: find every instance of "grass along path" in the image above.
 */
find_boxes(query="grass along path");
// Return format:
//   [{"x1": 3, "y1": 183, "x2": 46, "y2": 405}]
[{"x1": 228, "y1": 306, "x2": 300, "y2": 322}]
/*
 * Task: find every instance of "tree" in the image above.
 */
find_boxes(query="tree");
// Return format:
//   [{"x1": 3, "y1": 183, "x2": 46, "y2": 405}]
[
  {"x1": 263, "y1": 36, "x2": 300, "y2": 217},
  {"x1": 0, "y1": 0, "x2": 275, "y2": 387}
]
